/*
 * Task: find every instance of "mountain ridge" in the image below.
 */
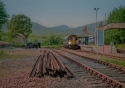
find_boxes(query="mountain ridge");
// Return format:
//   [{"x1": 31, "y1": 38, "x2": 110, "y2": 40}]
[{"x1": 1, "y1": 20, "x2": 105, "y2": 36}]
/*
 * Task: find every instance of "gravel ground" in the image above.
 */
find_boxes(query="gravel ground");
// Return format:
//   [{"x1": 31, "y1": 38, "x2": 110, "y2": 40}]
[
  {"x1": 0, "y1": 72, "x2": 52, "y2": 88},
  {"x1": 51, "y1": 77, "x2": 92, "y2": 88},
  {"x1": 0, "y1": 71, "x2": 91, "y2": 88},
  {"x1": 0, "y1": 48, "x2": 92, "y2": 88}
]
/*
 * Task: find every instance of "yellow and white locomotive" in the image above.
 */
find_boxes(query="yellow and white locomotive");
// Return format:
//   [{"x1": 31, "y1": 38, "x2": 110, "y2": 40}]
[{"x1": 63, "y1": 35, "x2": 80, "y2": 49}]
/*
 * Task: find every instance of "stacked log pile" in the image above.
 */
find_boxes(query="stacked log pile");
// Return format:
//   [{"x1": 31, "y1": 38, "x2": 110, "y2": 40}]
[{"x1": 30, "y1": 50, "x2": 73, "y2": 78}]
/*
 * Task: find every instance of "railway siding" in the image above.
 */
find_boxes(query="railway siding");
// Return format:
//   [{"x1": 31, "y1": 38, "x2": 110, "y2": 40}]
[
  {"x1": 117, "y1": 49, "x2": 125, "y2": 54},
  {"x1": 62, "y1": 49, "x2": 125, "y2": 71},
  {"x1": 54, "y1": 49, "x2": 125, "y2": 88},
  {"x1": 78, "y1": 49, "x2": 125, "y2": 61},
  {"x1": 52, "y1": 50, "x2": 111, "y2": 88}
]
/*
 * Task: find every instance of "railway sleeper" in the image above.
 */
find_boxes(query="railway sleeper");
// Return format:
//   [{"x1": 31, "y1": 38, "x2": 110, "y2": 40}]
[
  {"x1": 83, "y1": 76, "x2": 95, "y2": 79},
  {"x1": 92, "y1": 84, "x2": 111, "y2": 88},
  {"x1": 57, "y1": 49, "x2": 125, "y2": 88},
  {"x1": 88, "y1": 79, "x2": 111, "y2": 88}
]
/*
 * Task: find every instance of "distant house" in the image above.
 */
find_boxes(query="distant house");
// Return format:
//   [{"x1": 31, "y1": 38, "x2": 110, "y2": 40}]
[
  {"x1": 11, "y1": 33, "x2": 27, "y2": 44},
  {"x1": 41, "y1": 36, "x2": 47, "y2": 39},
  {"x1": 78, "y1": 26, "x2": 94, "y2": 45}
]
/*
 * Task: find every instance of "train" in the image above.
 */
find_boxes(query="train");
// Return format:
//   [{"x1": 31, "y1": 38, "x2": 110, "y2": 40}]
[{"x1": 63, "y1": 35, "x2": 81, "y2": 49}]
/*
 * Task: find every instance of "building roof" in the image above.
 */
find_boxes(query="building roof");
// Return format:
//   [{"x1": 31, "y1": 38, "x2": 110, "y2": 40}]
[
  {"x1": 12, "y1": 33, "x2": 26, "y2": 38},
  {"x1": 78, "y1": 31, "x2": 93, "y2": 37}
]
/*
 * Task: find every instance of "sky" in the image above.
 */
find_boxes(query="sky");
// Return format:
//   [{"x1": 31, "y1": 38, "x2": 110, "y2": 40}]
[{"x1": 2, "y1": 0, "x2": 125, "y2": 28}]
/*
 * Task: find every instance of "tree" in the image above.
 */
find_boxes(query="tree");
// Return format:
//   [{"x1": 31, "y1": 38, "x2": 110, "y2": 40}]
[
  {"x1": 98, "y1": 22, "x2": 103, "y2": 28},
  {"x1": 0, "y1": 1, "x2": 9, "y2": 40},
  {"x1": 7, "y1": 14, "x2": 32, "y2": 42},
  {"x1": 105, "y1": 6, "x2": 125, "y2": 44},
  {"x1": 42, "y1": 35, "x2": 63, "y2": 45}
]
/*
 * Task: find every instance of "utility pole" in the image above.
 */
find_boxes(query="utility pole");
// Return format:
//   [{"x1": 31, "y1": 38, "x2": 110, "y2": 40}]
[
  {"x1": 103, "y1": 13, "x2": 106, "y2": 55},
  {"x1": 94, "y1": 8, "x2": 99, "y2": 55},
  {"x1": 104, "y1": 13, "x2": 106, "y2": 25}
]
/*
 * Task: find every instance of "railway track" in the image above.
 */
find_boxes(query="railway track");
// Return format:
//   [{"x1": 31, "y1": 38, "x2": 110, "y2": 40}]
[
  {"x1": 77, "y1": 49, "x2": 125, "y2": 61},
  {"x1": 117, "y1": 49, "x2": 125, "y2": 54},
  {"x1": 52, "y1": 50, "x2": 111, "y2": 88},
  {"x1": 54, "y1": 49, "x2": 125, "y2": 88},
  {"x1": 30, "y1": 49, "x2": 125, "y2": 88}
]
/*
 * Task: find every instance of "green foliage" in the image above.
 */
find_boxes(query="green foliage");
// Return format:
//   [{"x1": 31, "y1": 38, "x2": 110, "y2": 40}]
[
  {"x1": 42, "y1": 35, "x2": 63, "y2": 46},
  {"x1": 101, "y1": 58, "x2": 125, "y2": 67},
  {"x1": 15, "y1": 42, "x2": 22, "y2": 47},
  {"x1": 98, "y1": 22, "x2": 103, "y2": 27},
  {"x1": 9, "y1": 46, "x2": 15, "y2": 49},
  {"x1": 27, "y1": 35, "x2": 44, "y2": 43},
  {"x1": 0, "y1": 53, "x2": 29, "y2": 60},
  {"x1": 105, "y1": 6, "x2": 125, "y2": 44},
  {"x1": 0, "y1": 50, "x2": 8, "y2": 55},
  {"x1": 0, "y1": 32, "x2": 8, "y2": 41},
  {"x1": 115, "y1": 44, "x2": 125, "y2": 50},
  {"x1": 41, "y1": 45, "x2": 62, "y2": 48},
  {"x1": 7, "y1": 14, "x2": 32, "y2": 42},
  {"x1": 107, "y1": 6, "x2": 125, "y2": 23},
  {"x1": 105, "y1": 29, "x2": 125, "y2": 44},
  {"x1": 33, "y1": 39, "x2": 38, "y2": 43},
  {"x1": 0, "y1": 1, "x2": 9, "y2": 40}
]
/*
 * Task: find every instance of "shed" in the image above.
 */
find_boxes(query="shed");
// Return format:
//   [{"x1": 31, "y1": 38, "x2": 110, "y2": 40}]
[{"x1": 11, "y1": 33, "x2": 27, "y2": 44}]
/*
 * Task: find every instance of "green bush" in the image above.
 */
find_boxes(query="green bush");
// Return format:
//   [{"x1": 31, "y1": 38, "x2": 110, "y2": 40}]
[
  {"x1": 42, "y1": 35, "x2": 63, "y2": 46},
  {"x1": 0, "y1": 50, "x2": 8, "y2": 55},
  {"x1": 115, "y1": 44, "x2": 125, "y2": 49},
  {"x1": 104, "y1": 29, "x2": 125, "y2": 45},
  {"x1": 105, "y1": 6, "x2": 125, "y2": 45},
  {"x1": 9, "y1": 46, "x2": 15, "y2": 49},
  {"x1": 15, "y1": 43, "x2": 22, "y2": 47}
]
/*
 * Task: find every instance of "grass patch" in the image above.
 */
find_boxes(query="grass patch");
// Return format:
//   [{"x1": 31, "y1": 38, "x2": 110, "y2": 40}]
[
  {"x1": 41, "y1": 45, "x2": 62, "y2": 48},
  {"x1": 9, "y1": 46, "x2": 16, "y2": 49},
  {"x1": 100, "y1": 57, "x2": 125, "y2": 67},
  {"x1": 27, "y1": 35, "x2": 44, "y2": 43},
  {"x1": 0, "y1": 50, "x2": 9, "y2": 55},
  {"x1": 115, "y1": 44, "x2": 125, "y2": 50},
  {"x1": 88, "y1": 53, "x2": 125, "y2": 67},
  {"x1": 0, "y1": 54, "x2": 30, "y2": 60},
  {"x1": 0, "y1": 50, "x2": 30, "y2": 60}
]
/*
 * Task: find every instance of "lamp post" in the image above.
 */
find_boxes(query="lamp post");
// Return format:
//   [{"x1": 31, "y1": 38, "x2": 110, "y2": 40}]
[{"x1": 94, "y1": 8, "x2": 99, "y2": 55}]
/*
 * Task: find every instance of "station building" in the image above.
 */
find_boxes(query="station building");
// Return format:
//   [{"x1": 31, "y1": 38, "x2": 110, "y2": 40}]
[{"x1": 78, "y1": 26, "x2": 94, "y2": 45}]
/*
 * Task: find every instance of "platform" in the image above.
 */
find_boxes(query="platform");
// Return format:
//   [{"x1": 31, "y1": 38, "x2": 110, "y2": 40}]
[{"x1": 79, "y1": 44, "x2": 125, "y2": 58}]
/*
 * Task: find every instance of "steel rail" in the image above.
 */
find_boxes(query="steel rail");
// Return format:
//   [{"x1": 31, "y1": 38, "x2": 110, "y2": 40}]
[
  {"x1": 51, "y1": 51, "x2": 73, "y2": 78},
  {"x1": 30, "y1": 50, "x2": 73, "y2": 78},
  {"x1": 78, "y1": 49, "x2": 125, "y2": 61},
  {"x1": 30, "y1": 54, "x2": 44, "y2": 77},
  {"x1": 53, "y1": 49, "x2": 125, "y2": 88},
  {"x1": 61, "y1": 49, "x2": 125, "y2": 72},
  {"x1": 30, "y1": 50, "x2": 46, "y2": 77},
  {"x1": 117, "y1": 49, "x2": 125, "y2": 54}
]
